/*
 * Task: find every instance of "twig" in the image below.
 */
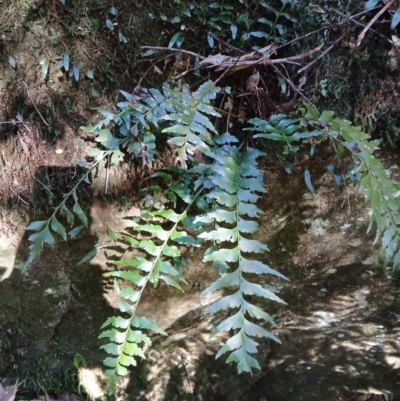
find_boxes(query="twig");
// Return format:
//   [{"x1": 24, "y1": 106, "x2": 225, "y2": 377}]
[
  {"x1": 0, "y1": 120, "x2": 24, "y2": 125},
  {"x1": 180, "y1": 354, "x2": 195, "y2": 401},
  {"x1": 105, "y1": 153, "x2": 110, "y2": 195},
  {"x1": 298, "y1": 28, "x2": 354, "y2": 74},
  {"x1": 9, "y1": 187, "x2": 29, "y2": 206},
  {"x1": 140, "y1": 46, "x2": 205, "y2": 60},
  {"x1": 271, "y1": 64, "x2": 317, "y2": 111},
  {"x1": 334, "y1": 10, "x2": 389, "y2": 42},
  {"x1": 356, "y1": 0, "x2": 397, "y2": 46},
  {"x1": 34, "y1": 177, "x2": 54, "y2": 195},
  {"x1": 22, "y1": 81, "x2": 49, "y2": 126},
  {"x1": 273, "y1": 6, "x2": 380, "y2": 52},
  {"x1": 208, "y1": 32, "x2": 245, "y2": 54}
]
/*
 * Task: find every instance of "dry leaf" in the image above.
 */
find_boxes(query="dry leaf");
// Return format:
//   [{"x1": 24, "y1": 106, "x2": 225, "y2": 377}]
[
  {"x1": 298, "y1": 75, "x2": 307, "y2": 90},
  {"x1": 199, "y1": 53, "x2": 231, "y2": 66},
  {"x1": 0, "y1": 384, "x2": 18, "y2": 401},
  {"x1": 153, "y1": 65, "x2": 162, "y2": 74}
]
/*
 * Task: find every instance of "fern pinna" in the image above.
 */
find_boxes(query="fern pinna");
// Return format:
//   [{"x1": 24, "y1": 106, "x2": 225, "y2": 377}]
[{"x1": 195, "y1": 143, "x2": 288, "y2": 372}]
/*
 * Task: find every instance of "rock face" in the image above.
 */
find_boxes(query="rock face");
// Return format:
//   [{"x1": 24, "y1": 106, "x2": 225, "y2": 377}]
[{"x1": 1, "y1": 156, "x2": 400, "y2": 400}]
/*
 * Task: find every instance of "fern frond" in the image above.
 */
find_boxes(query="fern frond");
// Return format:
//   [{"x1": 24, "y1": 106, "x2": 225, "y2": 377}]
[
  {"x1": 24, "y1": 153, "x2": 112, "y2": 270},
  {"x1": 162, "y1": 80, "x2": 221, "y2": 168},
  {"x1": 99, "y1": 183, "x2": 201, "y2": 385},
  {"x1": 197, "y1": 144, "x2": 288, "y2": 373},
  {"x1": 250, "y1": 109, "x2": 400, "y2": 270},
  {"x1": 328, "y1": 116, "x2": 400, "y2": 269}
]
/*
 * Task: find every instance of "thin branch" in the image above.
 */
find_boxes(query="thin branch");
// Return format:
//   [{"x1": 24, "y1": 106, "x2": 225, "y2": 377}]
[
  {"x1": 334, "y1": 10, "x2": 389, "y2": 42},
  {"x1": 23, "y1": 81, "x2": 49, "y2": 126},
  {"x1": 9, "y1": 187, "x2": 29, "y2": 206},
  {"x1": 180, "y1": 354, "x2": 195, "y2": 401},
  {"x1": 356, "y1": 0, "x2": 397, "y2": 46},
  {"x1": 298, "y1": 28, "x2": 354, "y2": 74},
  {"x1": 208, "y1": 32, "x2": 245, "y2": 54},
  {"x1": 271, "y1": 64, "x2": 317, "y2": 111},
  {"x1": 140, "y1": 46, "x2": 206, "y2": 60},
  {"x1": 34, "y1": 177, "x2": 54, "y2": 196},
  {"x1": 0, "y1": 120, "x2": 24, "y2": 125},
  {"x1": 273, "y1": 6, "x2": 380, "y2": 52}
]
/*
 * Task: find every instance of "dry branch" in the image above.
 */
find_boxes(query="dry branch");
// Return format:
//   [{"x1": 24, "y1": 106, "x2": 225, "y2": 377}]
[{"x1": 356, "y1": 0, "x2": 397, "y2": 46}]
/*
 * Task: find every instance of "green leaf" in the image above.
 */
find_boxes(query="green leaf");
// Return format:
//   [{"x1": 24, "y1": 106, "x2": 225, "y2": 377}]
[
  {"x1": 73, "y1": 353, "x2": 87, "y2": 368},
  {"x1": 72, "y1": 63, "x2": 80, "y2": 81},
  {"x1": 106, "y1": 19, "x2": 114, "y2": 30},
  {"x1": 304, "y1": 167, "x2": 315, "y2": 193},
  {"x1": 241, "y1": 257, "x2": 288, "y2": 280},
  {"x1": 50, "y1": 216, "x2": 67, "y2": 241},
  {"x1": 103, "y1": 357, "x2": 118, "y2": 368},
  {"x1": 132, "y1": 316, "x2": 167, "y2": 335},
  {"x1": 168, "y1": 32, "x2": 183, "y2": 48},
  {"x1": 135, "y1": 224, "x2": 169, "y2": 240},
  {"x1": 73, "y1": 201, "x2": 88, "y2": 226},
  {"x1": 108, "y1": 6, "x2": 118, "y2": 15},
  {"x1": 391, "y1": 8, "x2": 400, "y2": 29},
  {"x1": 69, "y1": 225, "x2": 84, "y2": 238},
  {"x1": 8, "y1": 56, "x2": 16, "y2": 69},
  {"x1": 238, "y1": 202, "x2": 263, "y2": 217},
  {"x1": 119, "y1": 354, "x2": 137, "y2": 367},
  {"x1": 162, "y1": 244, "x2": 180, "y2": 257},
  {"x1": 151, "y1": 209, "x2": 181, "y2": 222},
  {"x1": 241, "y1": 279, "x2": 286, "y2": 304},
  {"x1": 121, "y1": 234, "x2": 139, "y2": 246},
  {"x1": 207, "y1": 292, "x2": 242, "y2": 312},
  {"x1": 85, "y1": 70, "x2": 94, "y2": 79},
  {"x1": 107, "y1": 270, "x2": 146, "y2": 286},
  {"x1": 139, "y1": 240, "x2": 160, "y2": 256},
  {"x1": 231, "y1": 23, "x2": 237, "y2": 39},
  {"x1": 242, "y1": 301, "x2": 275, "y2": 324},
  {"x1": 203, "y1": 247, "x2": 239, "y2": 263},
  {"x1": 77, "y1": 246, "x2": 101, "y2": 265},
  {"x1": 44, "y1": 227, "x2": 55, "y2": 246},
  {"x1": 101, "y1": 343, "x2": 121, "y2": 355},
  {"x1": 63, "y1": 52, "x2": 70, "y2": 71},
  {"x1": 40, "y1": 58, "x2": 49, "y2": 78},
  {"x1": 107, "y1": 227, "x2": 117, "y2": 241},
  {"x1": 159, "y1": 274, "x2": 184, "y2": 291},
  {"x1": 238, "y1": 218, "x2": 258, "y2": 234},
  {"x1": 365, "y1": 0, "x2": 379, "y2": 9},
  {"x1": 239, "y1": 237, "x2": 268, "y2": 253},
  {"x1": 118, "y1": 287, "x2": 140, "y2": 302},
  {"x1": 26, "y1": 220, "x2": 48, "y2": 231}
]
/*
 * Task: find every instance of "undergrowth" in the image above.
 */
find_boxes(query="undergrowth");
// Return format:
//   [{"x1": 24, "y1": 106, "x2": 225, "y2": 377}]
[
  {"x1": 13, "y1": 0, "x2": 400, "y2": 393},
  {"x1": 23, "y1": 77, "x2": 400, "y2": 390}
]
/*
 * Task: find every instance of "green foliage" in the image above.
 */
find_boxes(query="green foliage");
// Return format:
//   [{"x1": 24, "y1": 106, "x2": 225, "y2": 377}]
[
  {"x1": 149, "y1": 0, "x2": 295, "y2": 51},
  {"x1": 195, "y1": 144, "x2": 288, "y2": 372},
  {"x1": 249, "y1": 106, "x2": 400, "y2": 269},
  {"x1": 24, "y1": 77, "x2": 400, "y2": 388},
  {"x1": 98, "y1": 195, "x2": 193, "y2": 387}
]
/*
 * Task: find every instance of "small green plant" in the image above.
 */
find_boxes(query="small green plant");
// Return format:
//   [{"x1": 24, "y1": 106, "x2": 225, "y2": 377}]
[{"x1": 23, "y1": 83, "x2": 400, "y2": 389}]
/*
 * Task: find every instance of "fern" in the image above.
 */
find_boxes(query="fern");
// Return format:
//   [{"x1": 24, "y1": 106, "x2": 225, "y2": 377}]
[
  {"x1": 98, "y1": 178, "x2": 201, "y2": 388},
  {"x1": 249, "y1": 108, "x2": 400, "y2": 269},
  {"x1": 23, "y1": 156, "x2": 107, "y2": 271},
  {"x1": 23, "y1": 77, "x2": 400, "y2": 387},
  {"x1": 194, "y1": 143, "x2": 288, "y2": 372}
]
